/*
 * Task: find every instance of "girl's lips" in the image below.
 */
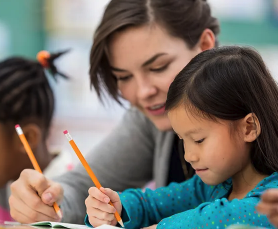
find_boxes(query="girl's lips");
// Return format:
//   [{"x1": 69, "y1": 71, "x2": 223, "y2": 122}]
[{"x1": 195, "y1": 169, "x2": 208, "y2": 174}]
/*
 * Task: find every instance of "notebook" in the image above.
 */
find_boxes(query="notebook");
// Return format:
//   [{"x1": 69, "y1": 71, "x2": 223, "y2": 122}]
[{"x1": 4, "y1": 221, "x2": 122, "y2": 229}]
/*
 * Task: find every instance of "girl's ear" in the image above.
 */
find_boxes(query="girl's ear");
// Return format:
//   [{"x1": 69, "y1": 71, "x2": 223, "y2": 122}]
[
  {"x1": 13, "y1": 124, "x2": 42, "y2": 154},
  {"x1": 242, "y1": 113, "x2": 261, "y2": 143}
]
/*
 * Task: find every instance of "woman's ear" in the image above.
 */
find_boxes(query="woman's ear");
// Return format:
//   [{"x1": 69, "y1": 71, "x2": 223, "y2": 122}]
[
  {"x1": 242, "y1": 113, "x2": 261, "y2": 143},
  {"x1": 13, "y1": 124, "x2": 42, "y2": 154},
  {"x1": 198, "y1": 29, "x2": 215, "y2": 52}
]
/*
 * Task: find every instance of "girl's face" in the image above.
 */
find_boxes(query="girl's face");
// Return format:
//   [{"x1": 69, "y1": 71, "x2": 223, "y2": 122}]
[
  {"x1": 0, "y1": 124, "x2": 23, "y2": 187},
  {"x1": 0, "y1": 123, "x2": 49, "y2": 187},
  {"x1": 168, "y1": 105, "x2": 252, "y2": 186},
  {"x1": 107, "y1": 24, "x2": 201, "y2": 131}
]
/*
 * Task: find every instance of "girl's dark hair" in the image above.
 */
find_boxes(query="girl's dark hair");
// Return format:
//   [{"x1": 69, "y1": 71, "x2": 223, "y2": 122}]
[
  {"x1": 0, "y1": 51, "x2": 68, "y2": 135},
  {"x1": 165, "y1": 46, "x2": 278, "y2": 175},
  {"x1": 90, "y1": 0, "x2": 220, "y2": 104}
]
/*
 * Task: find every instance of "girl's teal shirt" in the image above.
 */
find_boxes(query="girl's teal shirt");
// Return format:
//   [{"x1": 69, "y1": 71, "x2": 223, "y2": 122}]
[{"x1": 85, "y1": 173, "x2": 278, "y2": 229}]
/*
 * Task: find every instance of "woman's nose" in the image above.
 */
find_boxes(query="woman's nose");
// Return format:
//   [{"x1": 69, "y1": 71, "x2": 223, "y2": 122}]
[{"x1": 136, "y1": 78, "x2": 157, "y2": 100}]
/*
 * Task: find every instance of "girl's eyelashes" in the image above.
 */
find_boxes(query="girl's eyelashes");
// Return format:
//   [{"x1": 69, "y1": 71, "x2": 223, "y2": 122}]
[
  {"x1": 150, "y1": 64, "x2": 169, "y2": 72},
  {"x1": 195, "y1": 138, "x2": 205, "y2": 144}
]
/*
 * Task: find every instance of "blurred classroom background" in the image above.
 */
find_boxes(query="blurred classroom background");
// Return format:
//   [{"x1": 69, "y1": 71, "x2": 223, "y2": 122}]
[{"x1": 0, "y1": 0, "x2": 278, "y2": 163}]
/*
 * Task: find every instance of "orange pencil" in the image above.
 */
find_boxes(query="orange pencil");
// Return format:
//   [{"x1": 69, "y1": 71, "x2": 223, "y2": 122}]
[
  {"x1": 15, "y1": 124, "x2": 62, "y2": 219},
  {"x1": 63, "y1": 130, "x2": 124, "y2": 228}
]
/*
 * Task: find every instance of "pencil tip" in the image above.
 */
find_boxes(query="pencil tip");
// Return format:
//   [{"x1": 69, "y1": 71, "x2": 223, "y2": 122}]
[
  {"x1": 15, "y1": 124, "x2": 20, "y2": 129},
  {"x1": 63, "y1": 130, "x2": 68, "y2": 134},
  {"x1": 118, "y1": 220, "x2": 124, "y2": 227},
  {"x1": 57, "y1": 210, "x2": 63, "y2": 219}
]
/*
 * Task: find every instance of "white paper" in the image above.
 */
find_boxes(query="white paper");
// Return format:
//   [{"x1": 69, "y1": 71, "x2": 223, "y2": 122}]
[{"x1": 4, "y1": 221, "x2": 122, "y2": 229}]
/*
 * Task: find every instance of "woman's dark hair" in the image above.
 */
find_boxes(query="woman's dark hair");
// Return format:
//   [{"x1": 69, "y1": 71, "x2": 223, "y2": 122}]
[
  {"x1": 0, "y1": 51, "x2": 68, "y2": 136},
  {"x1": 90, "y1": 0, "x2": 220, "y2": 104},
  {"x1": 165, "y1": 46, "x2": 278, "y2": 175}
]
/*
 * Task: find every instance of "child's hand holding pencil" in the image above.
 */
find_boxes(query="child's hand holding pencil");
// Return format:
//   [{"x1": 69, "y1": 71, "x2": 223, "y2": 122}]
[
  {"x1": 63, "y1": 130, "x2": 124, "y2": 227},
  {"x1": 85, "y1": 186, "x2": 122, "y2": 227},
  {"x1": 13, "y1": 125, "x2": 63, "y2": 222}
]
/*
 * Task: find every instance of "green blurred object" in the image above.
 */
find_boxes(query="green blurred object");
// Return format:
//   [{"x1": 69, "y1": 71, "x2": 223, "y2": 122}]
[
  {"x1": 0, "y1": 0, "x2": 278, "y2": 59},
  {"x1": 0, "y1": 0, "x2": 45, "y2": 58},
  {"x1": 220, "y1": 20, "x2": 278, "y2": 46}
]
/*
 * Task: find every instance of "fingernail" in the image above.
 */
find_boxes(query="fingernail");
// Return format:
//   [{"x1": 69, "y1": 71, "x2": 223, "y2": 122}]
[
  {"x1": 44, "y1": 193, "x2": 53, "y2": 202},
  {"x1": 104, "y1": 197, "x2": 110, "y2": 203}
]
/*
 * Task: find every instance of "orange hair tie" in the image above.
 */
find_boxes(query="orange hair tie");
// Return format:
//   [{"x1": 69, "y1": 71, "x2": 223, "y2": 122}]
[{"x1": 37, "y1": 50, "x2": 50, "y2": 68}]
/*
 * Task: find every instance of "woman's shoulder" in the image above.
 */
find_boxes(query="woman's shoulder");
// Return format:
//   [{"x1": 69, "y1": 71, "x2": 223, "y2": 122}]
[
  {"x1": 124, "y1": 107, "x2": 167, "y2": 134},
  {"x1": 125, "y1": 107, "x2": 153, "y2": 124},
  {"x1": 122, "y1": 107, "x2": 175, "y2": 151}
]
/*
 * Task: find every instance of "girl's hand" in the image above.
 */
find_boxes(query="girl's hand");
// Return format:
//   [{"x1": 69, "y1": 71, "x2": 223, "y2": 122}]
[
  {"x1": 142, "y1": 224, "x2": 158, "y2": 229},
  {"x1": 256, "y1": 189, "x2": 278, "y2": 227},
  {"x1": 85, "y1": 187, "x2": 122, "y2": 227},
  {"x1": 9, "y1": 169, "x2": 63, "y2": 223}
]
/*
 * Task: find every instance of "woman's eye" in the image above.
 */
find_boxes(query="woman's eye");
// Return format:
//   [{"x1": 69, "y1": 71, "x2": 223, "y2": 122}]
[
  {"x1": 150, "y1": 64, "x2": 169, "y2": 72},
  {"x1": 195, "y1": 138, "x2": 205, "y2": 144},
  {"x1": 117, "y1": 75, "x2": 132, "y2": 81}
]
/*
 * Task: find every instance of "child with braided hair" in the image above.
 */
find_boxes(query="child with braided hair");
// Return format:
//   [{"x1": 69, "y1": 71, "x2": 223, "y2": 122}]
[{"x1": 0, "y1": 50, "x2": 69, "y2": 222}]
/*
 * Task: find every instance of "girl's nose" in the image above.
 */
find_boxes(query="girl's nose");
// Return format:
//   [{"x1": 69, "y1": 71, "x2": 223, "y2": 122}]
[{"x1": 184, "y1": 150, "x2": 199, "y2": 164}]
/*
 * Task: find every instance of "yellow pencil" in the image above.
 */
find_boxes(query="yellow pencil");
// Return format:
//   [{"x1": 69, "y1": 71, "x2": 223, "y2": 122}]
[
  {"x1": 15, "y1": 124, "x2": 62, "y2": 219},
  {"x1": 63, "y1": 130, "x2": 124, "y2": 227}
]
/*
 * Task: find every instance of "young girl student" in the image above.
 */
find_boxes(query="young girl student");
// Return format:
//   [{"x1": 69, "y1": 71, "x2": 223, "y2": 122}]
[
  {"x1": 0, "y1": 51, "x2": 69, "y2": 222},
  {"x1": 9, "y1": 0, "x2": 220, "y2": 224},
  {"x1": 84, "y1": 46, "x2": 278, "y2": 229}
]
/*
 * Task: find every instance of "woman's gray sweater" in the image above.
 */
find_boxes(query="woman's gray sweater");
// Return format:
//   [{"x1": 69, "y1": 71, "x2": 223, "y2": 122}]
[{"x1": 55, "y1": 108, "x2": 175, "y2": 223}]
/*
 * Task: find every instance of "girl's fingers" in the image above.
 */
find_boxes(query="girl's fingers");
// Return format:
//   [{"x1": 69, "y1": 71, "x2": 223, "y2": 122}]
[
  {"x1": 266, "y1": 212, "x2": 278, "y2": 228},
  {"x1": 100, "y1": 187, "x2": 120, "y2": 203},
  {"x1": 85, "y1": 196, "x2": 116, "y2": 214},
  {"x1": 87, "y1": 207, "x2": 115, "y2": 221},
  {"x1": 261, "y1": 189, "x2": 278, "y2": 203},
  {"x1": 88, "y1": 216, "x2": 113, "y2": 228},
  {"x1": 10, "y1": 197, "x2": 59, "y2": 223},
  {"x1": 88, "y1": 187, "x2": 110, "y2": 203},
  {"x1": 256, "y1": 202, "x2": 278, "y2": 215}
]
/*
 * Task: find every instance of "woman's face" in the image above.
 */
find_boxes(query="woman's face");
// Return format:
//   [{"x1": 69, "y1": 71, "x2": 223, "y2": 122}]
[{"x1": 107, "y1": 24, "x2": 202, "y2": 131}]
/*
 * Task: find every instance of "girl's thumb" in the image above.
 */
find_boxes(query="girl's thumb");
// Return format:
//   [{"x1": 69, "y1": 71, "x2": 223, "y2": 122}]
[{"x1": 41, "y1": 182, "x2": 64, "y2": 206}]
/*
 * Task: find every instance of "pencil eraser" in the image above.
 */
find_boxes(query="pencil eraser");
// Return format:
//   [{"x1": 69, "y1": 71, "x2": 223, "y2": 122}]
[
  {"x1": 63, "y1": 130, "x2": 68, "y2": 134},
  {"x1": 15, "y1": 124, "x2": 20, "y2": 129}
]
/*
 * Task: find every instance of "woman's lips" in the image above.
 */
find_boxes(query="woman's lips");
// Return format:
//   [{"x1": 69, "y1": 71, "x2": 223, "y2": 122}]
[{"x1": 146, "y1": 103, "x2": 166, "y2": 116}]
